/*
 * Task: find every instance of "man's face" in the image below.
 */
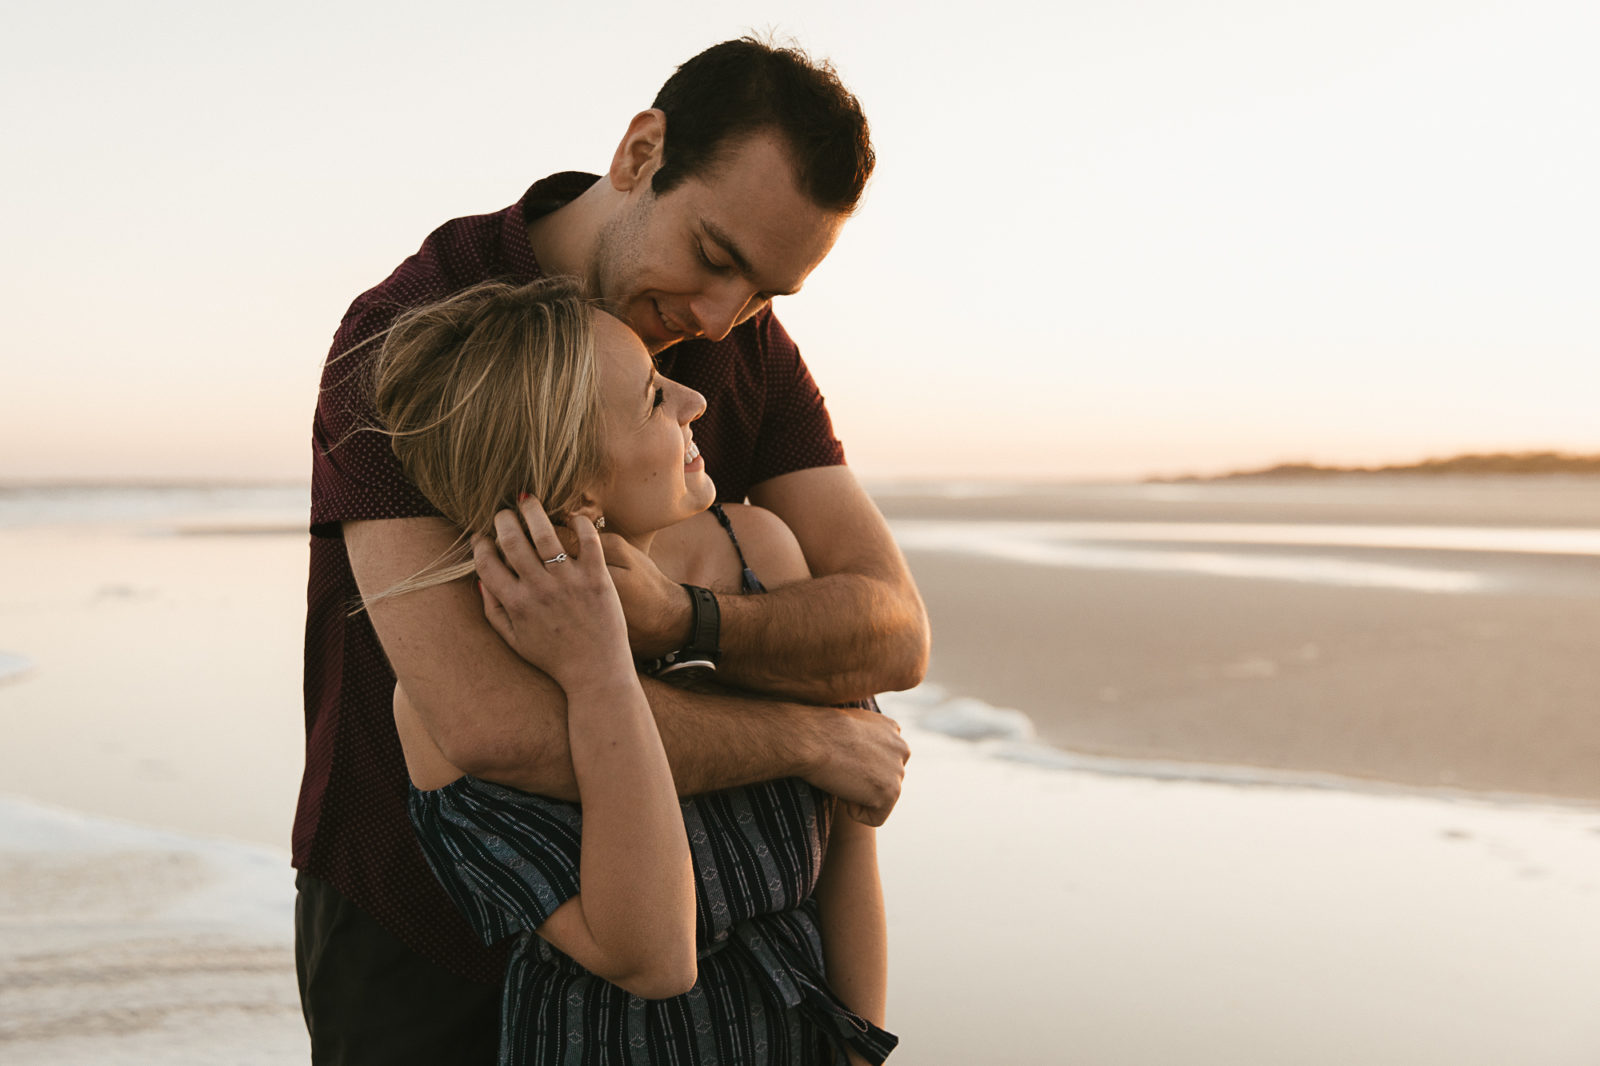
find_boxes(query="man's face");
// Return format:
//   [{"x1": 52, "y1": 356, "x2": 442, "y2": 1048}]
[{"x1": 591, "y1": 133, "x2": 846, "y2": 354}]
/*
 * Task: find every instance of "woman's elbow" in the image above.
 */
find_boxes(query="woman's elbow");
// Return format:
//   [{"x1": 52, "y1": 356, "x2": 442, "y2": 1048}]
[
  {"x1": 439, "y1": 721, "x2": 578, "y2": 800},
  {"x1": 613, "y1": 955, "x2": 699, "y2": 1001},
  {"x1": 600, "y1": 912, "x2": 699, "y2": 1000}
]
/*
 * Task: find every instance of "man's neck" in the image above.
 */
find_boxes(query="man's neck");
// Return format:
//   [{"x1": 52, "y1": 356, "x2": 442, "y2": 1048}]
[{"x1": 525, "y1": 181, "x2": 609, "y2": 284}]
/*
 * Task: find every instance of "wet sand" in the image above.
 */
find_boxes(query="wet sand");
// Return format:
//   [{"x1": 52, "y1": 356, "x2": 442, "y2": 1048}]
[
  {"x1": 6, "y1": 727, "x2": 1599, "y2": 1066},
  {"x1": 880, "y1": 476, "x2": 1600, "y2": 804},
  {"x1": 902, "y1": 548, "x2": 1600, "y2": 802}
]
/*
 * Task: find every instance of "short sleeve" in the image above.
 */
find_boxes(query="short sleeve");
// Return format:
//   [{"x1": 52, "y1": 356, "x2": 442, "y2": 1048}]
[
  {"x1": 309, "y1": 300, "x2": 444, "y2": 537},
  {"x1": 407, "y1": 778, "x2": 584, "y2": 945},
  {"x1": 746, "y1": 311, "x2": 846, "y2": 486}
]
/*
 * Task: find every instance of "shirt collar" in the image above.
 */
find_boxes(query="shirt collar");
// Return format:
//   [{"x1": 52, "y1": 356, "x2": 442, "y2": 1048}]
[{"x1": 504, "y1": 172, "x2": 603, "y2": 277}]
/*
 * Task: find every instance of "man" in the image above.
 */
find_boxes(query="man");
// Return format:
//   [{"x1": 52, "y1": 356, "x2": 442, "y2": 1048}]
[{"x1": 296, "y1": 37, "x2": 928, "y2": 1063}]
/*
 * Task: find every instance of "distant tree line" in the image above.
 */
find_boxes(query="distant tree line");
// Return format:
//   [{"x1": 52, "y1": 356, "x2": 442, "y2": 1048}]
[{"x1": 1155, "y1": 451, "x2": 1600, "y2": 482}]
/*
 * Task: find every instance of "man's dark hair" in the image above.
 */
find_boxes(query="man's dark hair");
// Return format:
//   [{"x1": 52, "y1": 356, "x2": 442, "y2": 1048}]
[{"x1": 650, "y1": 36, "x2": 875, "y2": 214}]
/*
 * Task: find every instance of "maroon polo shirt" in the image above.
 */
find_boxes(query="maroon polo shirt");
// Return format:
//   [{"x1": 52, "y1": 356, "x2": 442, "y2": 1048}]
[{"x1": 295, "y1": 174, "x2": 847, "y2": 982}]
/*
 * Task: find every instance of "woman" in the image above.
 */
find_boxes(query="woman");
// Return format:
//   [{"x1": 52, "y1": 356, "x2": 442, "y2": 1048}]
[{"x1": 367, "y1": 277, "x2": 897, "y2": 1065}]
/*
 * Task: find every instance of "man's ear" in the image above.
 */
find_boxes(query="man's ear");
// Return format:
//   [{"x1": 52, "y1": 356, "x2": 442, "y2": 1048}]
[{"x1": 609, "y1": 110, "x2": 667, "y2": 193}]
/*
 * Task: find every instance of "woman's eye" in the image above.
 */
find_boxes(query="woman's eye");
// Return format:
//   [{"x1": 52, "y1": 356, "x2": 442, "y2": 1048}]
[{"x1": 652, "y1": 387, "x2": 666, "y2": 409}]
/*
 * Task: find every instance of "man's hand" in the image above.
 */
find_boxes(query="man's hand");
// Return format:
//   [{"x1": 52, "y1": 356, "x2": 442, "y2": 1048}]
[
  {"x1": 800, "y1": 706, "x2": 910, "y2": 826},
  {"x1": 600, "y1": 533, "x2": 694, "y2": 657}
]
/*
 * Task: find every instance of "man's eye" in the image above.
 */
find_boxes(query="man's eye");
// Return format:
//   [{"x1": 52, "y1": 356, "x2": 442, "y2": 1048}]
[{"x1": 697, "y1": 243, "x2": 728, "y2": 272}]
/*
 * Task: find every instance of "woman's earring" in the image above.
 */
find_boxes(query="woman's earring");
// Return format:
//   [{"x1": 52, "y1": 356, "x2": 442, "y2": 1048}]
[{"x1": 594, "y1": 515, "x2": 606, "y2": 531}]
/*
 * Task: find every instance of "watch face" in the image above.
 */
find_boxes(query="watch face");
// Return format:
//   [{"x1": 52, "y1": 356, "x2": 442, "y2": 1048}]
[
  {"x1": 664, "y1": 663, "x2": 716, "y2": 684},
  {"x1": 657, "y1": 654, "x2": 718, "y2": 677},
  {"x1": 638, "y1": 651, "x2": 719, "y2": 680}
]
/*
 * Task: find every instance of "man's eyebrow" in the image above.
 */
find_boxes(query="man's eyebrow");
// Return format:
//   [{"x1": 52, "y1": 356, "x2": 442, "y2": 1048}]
[{"x1": 700, "y1": 219, "x2": 798, "y2": 297}]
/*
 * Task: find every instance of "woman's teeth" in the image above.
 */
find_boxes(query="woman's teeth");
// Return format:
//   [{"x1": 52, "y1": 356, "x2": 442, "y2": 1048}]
[{"x1": 684, "y1": 442, "x2": 700, "y2": 464}]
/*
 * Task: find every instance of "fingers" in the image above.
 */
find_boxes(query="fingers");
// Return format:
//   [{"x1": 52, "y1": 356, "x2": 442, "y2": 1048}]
[
  {"x1": 517, "y1": 495, "x2": 572, "y2": 563},
  {"x1": 597, "y1": 530, "x2": 640, "y2": 569},
  {"x1": 484, "y1": 496, "x2": 592, "y2": 576},
  {"x1": 566, "y1": 513, "x2": 604, "y2": 561},
  {"x1": 473, "y1": 530, "x2": 518, "y2": 597},
  {"x1": 491, "y1": 498, "x2": 562, "y2": 573},
  {"x1": 844, "y1": 801, "x2": 890, "y2": 828}
]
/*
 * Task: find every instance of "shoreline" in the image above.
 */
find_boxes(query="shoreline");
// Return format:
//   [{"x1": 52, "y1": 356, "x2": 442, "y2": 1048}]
[{"x1": 895, "y1": 684, "x2": 1600, "y2": 812}]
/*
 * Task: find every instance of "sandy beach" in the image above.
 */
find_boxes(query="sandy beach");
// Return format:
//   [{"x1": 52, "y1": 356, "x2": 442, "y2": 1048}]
[
  {"x1": 899, "y1": 540, "x2": 1600, "y2": 802},
  {"x1": 882, "y1": 476, "x2": 1600, "y2": 803},
  {"x1": 2, "y1": 479, "x2": 1598, "y2": 1064}
]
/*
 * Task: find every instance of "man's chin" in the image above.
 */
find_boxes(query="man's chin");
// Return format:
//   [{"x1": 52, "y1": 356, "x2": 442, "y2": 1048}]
[
  {"x1": 616, "y1": 307, "x2": 681, "y2": 355},
  {"x1": 645, "y1": 333, "x2": 689, "y2": 356}
]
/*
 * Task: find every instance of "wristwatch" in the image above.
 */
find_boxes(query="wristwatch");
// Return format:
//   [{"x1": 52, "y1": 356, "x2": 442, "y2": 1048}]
[{"x1": 651, "y1": 584, "x2": 721, "y2": 678}]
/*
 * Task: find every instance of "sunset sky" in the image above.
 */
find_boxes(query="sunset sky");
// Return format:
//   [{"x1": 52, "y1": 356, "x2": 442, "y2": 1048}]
[{"x1": 4, "y1": 0, "x2": 1595, "y2": 483}]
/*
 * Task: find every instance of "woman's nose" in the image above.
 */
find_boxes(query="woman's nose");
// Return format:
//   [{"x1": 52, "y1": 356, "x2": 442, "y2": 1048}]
[{"x1": 679, "y1": 384, "x2": 707, "y2": 423}]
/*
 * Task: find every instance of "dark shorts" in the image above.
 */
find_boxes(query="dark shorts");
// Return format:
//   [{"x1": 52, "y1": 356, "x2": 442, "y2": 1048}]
[{"x1": 295, "y1": 871, "x2": 500, "y2": 1066}]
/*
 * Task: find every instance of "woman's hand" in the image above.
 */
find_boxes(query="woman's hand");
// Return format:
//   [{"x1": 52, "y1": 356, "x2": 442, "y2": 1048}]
[{"x1": 472, "y1": 497, "x2": 632, "y2": 696}]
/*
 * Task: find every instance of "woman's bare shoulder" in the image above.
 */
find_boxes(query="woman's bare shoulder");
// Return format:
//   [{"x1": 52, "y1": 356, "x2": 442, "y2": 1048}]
[
  {"x1": 717, "y1": 504, "x2": 811, "y2": 588},
  {"x1": 649, "y1": 504, "x2": 811, "y2": 592}
]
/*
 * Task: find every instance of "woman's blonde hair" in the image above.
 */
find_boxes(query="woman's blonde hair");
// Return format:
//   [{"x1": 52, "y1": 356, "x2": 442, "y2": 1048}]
[{"x1": 366, "y1": 277, "x2": 605, "y2": 602}]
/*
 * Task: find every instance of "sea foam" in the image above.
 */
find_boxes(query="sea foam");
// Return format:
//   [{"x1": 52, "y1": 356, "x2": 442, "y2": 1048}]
[
  {"x1": 889, "y1": 520, "x2": 1496, "y2": 593},
  {"x1": 0, "y1": 651, "x2": 33, "y2": 683}
]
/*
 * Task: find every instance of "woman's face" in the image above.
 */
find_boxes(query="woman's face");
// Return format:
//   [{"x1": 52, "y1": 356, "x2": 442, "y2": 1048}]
[{"x1": 590, "y1": 312, "x2": 715, "y2": 537}]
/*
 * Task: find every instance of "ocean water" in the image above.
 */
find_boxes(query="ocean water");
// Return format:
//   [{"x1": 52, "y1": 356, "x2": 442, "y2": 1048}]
[
  {"x1": 4, "y1": 479, "x2": 1597, "y2": 798},
  {"x1": 0, "y1": 483, "x2": 308, "y2": 529},
  {"x1": 889, "y1": 519, "x2": 1497, "y2": 592},
  {"x1": 892, "y1": 517, "x2": 1600, "y2": 554},
  {"x1": 0, "y1": 651, "x2": 32, "y2": 682}
]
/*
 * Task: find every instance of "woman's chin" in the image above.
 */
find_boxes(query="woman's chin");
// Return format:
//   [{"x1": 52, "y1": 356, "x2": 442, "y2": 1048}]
[{"x1": 689, "y1": 472, "x2": 717, "y2": 512}]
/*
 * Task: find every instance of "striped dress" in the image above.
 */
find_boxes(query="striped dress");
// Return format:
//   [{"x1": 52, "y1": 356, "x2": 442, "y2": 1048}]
[{"x1": 408, "y1": 507, "x2": 898, "y2": 1065}]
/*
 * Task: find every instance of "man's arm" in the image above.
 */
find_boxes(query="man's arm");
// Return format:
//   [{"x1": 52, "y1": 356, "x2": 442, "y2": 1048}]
[
  {"x1": 612, "y1": 466, "x2": 929, "y2": 705},
  {"x1": 739, "y1": 465, "x2": 928, "y2": 701},
  {"x1": 346, "y1": 515, "x2": 909, "y2": 821}
]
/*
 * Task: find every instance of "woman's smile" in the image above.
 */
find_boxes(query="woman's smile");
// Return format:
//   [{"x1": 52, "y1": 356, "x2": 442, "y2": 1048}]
[{"x1": 592, "y1": 312, "x2": 714, "y2": 541}]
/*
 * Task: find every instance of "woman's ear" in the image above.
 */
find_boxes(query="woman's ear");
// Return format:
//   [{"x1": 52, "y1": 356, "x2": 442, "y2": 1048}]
[
  {"x1": 608, "y1": 109, "x2": 667, "y2": 193},
  {"x1": 566, "y1": 492, "x2": 605, "y2": 528}
]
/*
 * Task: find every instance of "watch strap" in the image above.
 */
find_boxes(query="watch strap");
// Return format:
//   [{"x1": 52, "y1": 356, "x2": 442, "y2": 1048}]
[{"x1": 654, "y1": 584, "x2": 721, "y2": 676}]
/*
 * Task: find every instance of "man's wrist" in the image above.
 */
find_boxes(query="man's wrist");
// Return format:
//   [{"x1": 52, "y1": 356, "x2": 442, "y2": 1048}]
[
  {"x1": 786, "y1": 705, "x2": 829, "y2": 780},
  {"x1": 667, "y1": 584, "x2": 696, "y2": 649},
  {"x1": 649, "y1": 585, "x2": 721, "y2": 679}
]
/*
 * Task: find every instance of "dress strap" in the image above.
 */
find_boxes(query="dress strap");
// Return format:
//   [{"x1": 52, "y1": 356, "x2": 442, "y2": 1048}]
[{"x1": 709, "y1": 503, "x2": 765, "y2": 594}]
